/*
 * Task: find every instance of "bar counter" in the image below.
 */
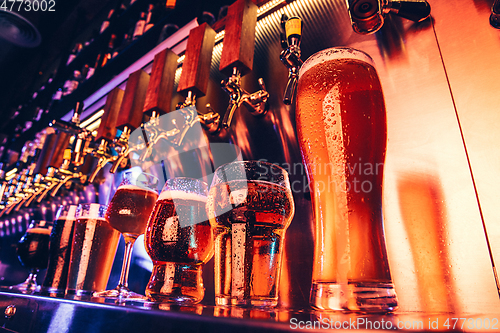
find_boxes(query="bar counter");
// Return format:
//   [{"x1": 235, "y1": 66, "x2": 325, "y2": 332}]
[{"x1": 0, "y1": 290, "x2": 499, "y2": 332}]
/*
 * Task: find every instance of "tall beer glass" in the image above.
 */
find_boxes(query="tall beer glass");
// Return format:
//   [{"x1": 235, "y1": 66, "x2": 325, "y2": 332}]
[
  {"x1": 206, "y1": 161, "x2": 295, "y2": 307},
  {"x1": 94, "y1": 171, "x2": 158, "y2": 301},
  {"x1": 144, "y1": 178, "x2": 212, "y2": 304},
  {"x1": 296, "y1": 47, "x2": 397, "y2": 312},
  {"x1": 66, "y1": 204, "x2": 120, "y2": 298},
  {"x1": 42, "y1": 205, "x2": 77, "y2": 296}
]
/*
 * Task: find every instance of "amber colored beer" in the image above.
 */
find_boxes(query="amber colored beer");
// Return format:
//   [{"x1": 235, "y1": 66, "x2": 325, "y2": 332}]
[
  {"x1": 145, "y1": 192, "x2": 212, "y2": 264},
  {"x1": 17, "y1": 227, "x2": 51, "y2": 270},
  {"x1": 206, "y1": 179, "x2": 294, "y2": 307},
  {"x1": 66, "y1": 216, "x2": 120, "y2": 295},
  {"x1": 106, "y1": 185, "x2": 158, "y2": 238},
  {"x1": 296, "y1": 47, "x2": 397, "y2": 311},
  {"x1": 42, "y1": 216, "x2": 76, "y2": 293},
  {"x1": 144, "y1": 188, "x2": 212, "y2": 303}
]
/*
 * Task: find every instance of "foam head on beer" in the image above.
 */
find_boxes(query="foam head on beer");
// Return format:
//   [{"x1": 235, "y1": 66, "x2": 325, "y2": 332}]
[{"x1": 158, "y1": 189, "x2": 207, "y2": 227}]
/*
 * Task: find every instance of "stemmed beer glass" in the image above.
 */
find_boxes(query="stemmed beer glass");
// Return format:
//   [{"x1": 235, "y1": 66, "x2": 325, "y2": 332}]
[
  {"x1": 94, "y1": 171, "x2": 158, "y2": 300},
  {"x1": 10, "y1": 220, "x2": 52, "y2": 293}
]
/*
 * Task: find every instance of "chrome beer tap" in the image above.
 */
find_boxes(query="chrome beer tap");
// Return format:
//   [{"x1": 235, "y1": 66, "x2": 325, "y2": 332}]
[
  {"x1": 220, "y1": 67, "x2": 268, "y2": 129},
  {"x1": 345, "y1": 0, "x2": 431, "y2": 34},
  {"x1": 175, "y1": 91, "x2": 220, "y2": 136},
  {"x1": 140, "y1": 104, "x2": 204, "y2": 155},
  {"x1": 88, "y1": 138, "x2": 117, "y2": 182},
  {"x1": 109, "y1": 126, "x2": 145, "y2": 173},
  {"x1": 45, "y1": 101, "x2": 91, "y2": 198},
  {"x1": 280, "y1": 15, "x2": 303, "y2": 105}
]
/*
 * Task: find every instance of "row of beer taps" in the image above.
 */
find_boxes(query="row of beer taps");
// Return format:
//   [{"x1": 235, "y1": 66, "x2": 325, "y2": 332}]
[
  {"x1": 0, "y1": 0, "x2": 432, "y2": 216},
  {"x1": 0, "y1": 0, "x2": 268, "y2": 215}
]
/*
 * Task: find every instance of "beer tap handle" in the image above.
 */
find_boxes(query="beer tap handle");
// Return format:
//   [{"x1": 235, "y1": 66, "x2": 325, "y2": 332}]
[
  {"x1": 144, "y1": 49, "x2": 179, "y2": 116},
  {"x1": 385, "y1": 0, "x2": 431, "y2": 22},
  {"x1": 280, "y1": 15, "x2": 303, "y2": 105},
  {"x1": 177, "y1": 23, "x2": 216, "y2": 98},
  {"x1": 109, "y1": 70, "x2": 150, "y2": 174}
]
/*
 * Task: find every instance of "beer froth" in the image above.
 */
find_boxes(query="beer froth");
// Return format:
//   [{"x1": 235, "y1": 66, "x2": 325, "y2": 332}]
[
  {"x1": 27, "y1": 227, "x2": 52, "y2": 235},
  {"x1": 118, "y1": 184, "x2": 158, "y2": 195},
  {"x1": 158, "y1": 190, "x2": 207, "y2": 202}
]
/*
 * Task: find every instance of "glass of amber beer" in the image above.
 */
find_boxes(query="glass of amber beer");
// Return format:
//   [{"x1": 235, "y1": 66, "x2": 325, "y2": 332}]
[
  {"x1": 94, "y1": 171, "x2": 159, "y2": 301},
  {"x1": 296, "y1": 47, "x2": 397, "y2": 312},
  {"x1": 144, "y1": 177, "x2": 212, "y2": 304},
  {"x1": 10, "y1": 220, "x2": 52, "y2": 293},
  {"x1": 206, "y1": 161, "x2": 295, "y2": 307},
  {"x1": 66, "y1": 204, "x2": 120, "y2": 299}
]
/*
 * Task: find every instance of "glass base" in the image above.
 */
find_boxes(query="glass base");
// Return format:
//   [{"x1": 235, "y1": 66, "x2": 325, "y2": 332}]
[
  {"x1": 65, "y1": 288, "x2": 95, "y2": 301},
  {"x1": 215, "y1": 296, "x2": 278, "y2": 308},
  {"x1": 9, "y1": 273, "x2": 39, "y2": 294},
  {"x1": 145, "y1": 263, "x2": 204, "y2": 305},
  {"x1": 39, "y1": 286, "x2": 65, "y2": 297},
  {"x1": 310, "y1": 282, "x2": 398, "y2": 313},
  {"x1": 93, "y1": 286, "x2": 146, "y2": 302}
]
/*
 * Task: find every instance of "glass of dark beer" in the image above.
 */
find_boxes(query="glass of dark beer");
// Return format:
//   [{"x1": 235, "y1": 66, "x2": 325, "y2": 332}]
[
  {"x1": 10, "y1": 220, "x2": 52, "y2": 293},
  {"x1": 296, "y1": 47, "x2": 398, "y2": 312},
  {"x1": 66, "y1": 204, "x2": 120, "y2": 299},
  {"x1": 94, "y1": 171, "x2": 158, "y2": 301},
  {"x1": 41, "y1": 205, "x2": 77, "y2": 296},
  {"x1": 144, "y1": 177, "x2": 212, "y2": 304},
  {"x1": 206, "y1": 161, "x2": 295, "y2": 307}
]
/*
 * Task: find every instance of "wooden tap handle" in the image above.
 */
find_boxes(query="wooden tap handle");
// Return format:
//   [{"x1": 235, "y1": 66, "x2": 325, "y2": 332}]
[
  {"x1": 34, "y1": 133, "x2": 56, "y2": 175},
  {"x1": 116, "y1": 69, "x2": 150, "y2": 131},
  {"x1": 177, "y1": 23, "x2": 216, "y2": 97},
  {"x1": 143, "y1": 49, "x2": 179, "y2": 116},
  {"x1": 48, "y1": 131, "x2": 72, "y2": 169},
  {"x1": 97, "y1": 87, "x2": 124, "y2": 142},
  {"x1": 219, "y1": 0, "x2": 257, "y2": 77}
]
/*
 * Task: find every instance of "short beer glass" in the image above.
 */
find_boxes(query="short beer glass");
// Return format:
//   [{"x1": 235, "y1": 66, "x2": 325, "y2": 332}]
[
  {"x1": 144, "y1": 178, "x2": 212, "y2": 304},
  {"x1": 206, "y1": 161, "x2": 295, "y2": 307},
  {"x1": 296, "y1": 47, "x2": 398, "y2": 312}
]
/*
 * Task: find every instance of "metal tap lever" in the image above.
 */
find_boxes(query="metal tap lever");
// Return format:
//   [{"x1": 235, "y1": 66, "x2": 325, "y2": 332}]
[
  {"x1": 109, "y1": 127, "x2": 146, "y2": 173},
  {"x1": 221, "y1": 68, "x2": 269, "y2": 129},
  {"x1": 346, "y1": 0, "x2": 431, "y2": 34},
  {"x1": 491, "y1": 0, "x2": 500, "y2": 28},
  {"x1": 280, "y1": 15, "x2": 303, "y2": 105},
  {"x1": 385, "y1": 0, "x2": 430, "y2": 22},
  {"x1": 88, "y1": 139, "x2": 117, "y2": 183}
]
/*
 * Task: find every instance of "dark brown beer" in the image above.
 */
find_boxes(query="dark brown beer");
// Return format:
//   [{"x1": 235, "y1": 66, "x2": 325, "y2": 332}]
[
  {"x1": 206, "y1": 180, "x2": 294, "y2": 306},
  {"x1": 16, "y1": 227, "x2": 51, "y2": 270},
  {"x1": 66, "y1": 217, "x2": 120, "y2": 293},
  {"x1": 296, "y1": 47, "x2": 396, "y2": 311},
  {"x1": 145, "y1": 191, "x2": 212, "y2": 264},
  {"x1": 106, "y1": 185, "x2": 158, "y2": 238},
  {"x1": 42, "y1": 216, "x2": 75, "y2": 292}
]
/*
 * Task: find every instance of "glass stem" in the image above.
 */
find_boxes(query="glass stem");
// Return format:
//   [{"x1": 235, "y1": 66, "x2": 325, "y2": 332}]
[
  {"x1": 117, "y1": 238, "x2": 136, "y2": 290},
  {"x1": 27, "y1": 269, "x2": 38, "y2": 286}
]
